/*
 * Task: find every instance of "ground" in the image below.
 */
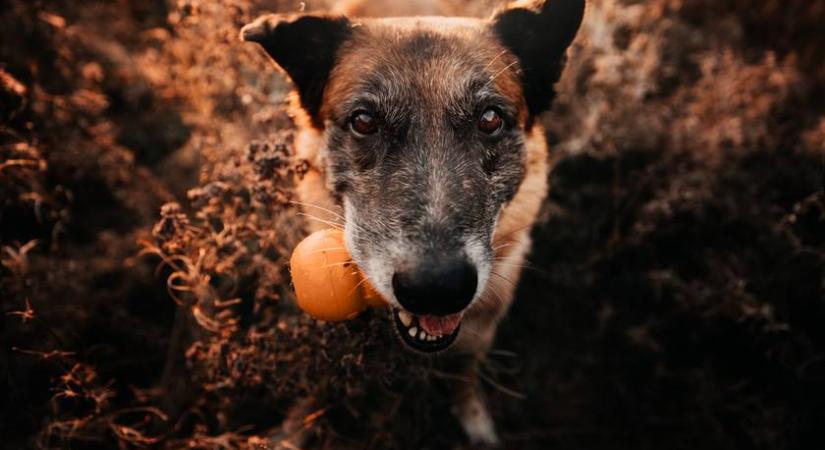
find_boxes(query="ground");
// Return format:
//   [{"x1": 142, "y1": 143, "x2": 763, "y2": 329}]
[{"x1": 1, "y1": 0, "x2": 824, "y2": 449}]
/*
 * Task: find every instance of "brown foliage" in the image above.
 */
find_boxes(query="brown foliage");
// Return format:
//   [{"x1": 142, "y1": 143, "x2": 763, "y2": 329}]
[{"x1": 2, "y1": 0, "x2": 824, "y2": 449}]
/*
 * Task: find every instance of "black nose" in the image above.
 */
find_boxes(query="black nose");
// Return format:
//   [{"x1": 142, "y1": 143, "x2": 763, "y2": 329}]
[{"x1": 392, "y1": 257, "x2": 478, "y2": 316}]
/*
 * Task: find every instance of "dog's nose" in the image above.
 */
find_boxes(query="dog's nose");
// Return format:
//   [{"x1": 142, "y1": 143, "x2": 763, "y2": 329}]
[{"x1": 392, "y1": 256, "x2": 478, "y2": 316}]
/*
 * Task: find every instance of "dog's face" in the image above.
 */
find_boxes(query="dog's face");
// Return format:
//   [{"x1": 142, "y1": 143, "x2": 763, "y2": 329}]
[
  {"x1": 325, "y1": 20, "x2": 528, "y2": 352},
  {"x1": 243, "y1": 1, "x2": 584, "y2": 352}
]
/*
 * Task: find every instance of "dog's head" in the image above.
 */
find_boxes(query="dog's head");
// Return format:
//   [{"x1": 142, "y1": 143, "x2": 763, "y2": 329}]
[{"x1": 242, "y1": 0, "x2": 584, "y2": 352}]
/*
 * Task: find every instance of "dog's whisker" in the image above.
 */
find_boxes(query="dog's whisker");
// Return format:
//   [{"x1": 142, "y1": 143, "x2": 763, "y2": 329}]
[
  {"x1": 456, "y1": 323, "x2": 485, "y2": 338},
  {"x1": 428, "y1": 368, "x2": 475, "y2": 383},
  {"x1": 492, "y1": 239, "x2": 529, "y2": 254},
  {"x1": 292, "y1": 201, "x2": 374, "y2": 236},
  {"x1": 484, "y1": 60, "x2": 520, "y2": 89},
  {"x1": 493, "y1": 259, "x2": 546, "y2": 276},
  {"x1": 492, "y1": 234, "x2": 529, "y2": 247},
  {"x1": 492, "y1": 258, "x2": 537, "y2": 269},
  {"x1": 483, "y1": 282, "x2": 506, "y2": 308},
  {"x1": 489, "y1": 271, "x2": 517, "y2": 288},
  {"x1": 489, "y1": 282, "x2": 505, "y2": 300},
  {"x1": 344, "y1": 274, "x2": 371, "y2": 299},
  {"x1": 312, "y1": 261, "x2": 357, "y2": 270},
  {"x1": 482, "y1": 49, "x2": 509, "y2": 73},
  {"x1": 302, "y1": 247, "x2": 348, "y2": 255},
  {"x1": 289, "y1": 200, "x2": 346, "y2": 222},
  {"x1": 493, "y1": 230, "x2": 529, "y2": 244},
  {"x1": 492, "y1": 241, "x2": 518, "y2": 251},
  {"x1": 297, "y1": 212, "x2": 344, "y2": 230},
  {"x1": 477, "y1": 367, "x2": 526, "y2": 399},
  {"x1": 297, "y1": 210, "x2": 344, "y2": 225},
  {"x1": 492, "y1": 223, "x2": 534, "y2": 246}
]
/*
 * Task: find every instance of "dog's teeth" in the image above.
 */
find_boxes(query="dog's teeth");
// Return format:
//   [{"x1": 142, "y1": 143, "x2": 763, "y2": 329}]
[
  {"x1": 427, "y1": 335, "x2": 435, "y2": 341},
  {"x1": 408, "y1": 327, "x2": 418, "y2": 337},
  {"x1": 418, "y1": 330, "x2": 426, "y2": 340},
  {"x1": 398, "y1": 310, "x2": 413, "y2": 327}
]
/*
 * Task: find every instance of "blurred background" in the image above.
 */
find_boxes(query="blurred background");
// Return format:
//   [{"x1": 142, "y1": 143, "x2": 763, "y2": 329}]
[{"x1": 1, "y1": 0, "x2": 824, "y2": 449}]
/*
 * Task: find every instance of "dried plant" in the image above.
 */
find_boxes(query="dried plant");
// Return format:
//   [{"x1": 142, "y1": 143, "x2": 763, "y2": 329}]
[{"x1": 1, "y1": 0, "x2": 823, "y2": 449}]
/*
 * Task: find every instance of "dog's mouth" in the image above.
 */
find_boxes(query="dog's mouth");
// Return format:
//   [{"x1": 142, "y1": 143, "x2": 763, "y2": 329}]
[{"x1": 392, "y1": 308, "x2": 462, "y2": 353}]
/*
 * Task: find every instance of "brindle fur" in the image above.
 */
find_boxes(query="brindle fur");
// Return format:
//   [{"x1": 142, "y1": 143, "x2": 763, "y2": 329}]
[{"x1": 242, "y1": 1, "x2": 584, "y2": 446}]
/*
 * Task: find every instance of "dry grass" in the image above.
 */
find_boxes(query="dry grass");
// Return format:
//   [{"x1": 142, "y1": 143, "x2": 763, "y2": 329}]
[{"x1": 2, "y1": 0, "x2": 824, "y2": 449}]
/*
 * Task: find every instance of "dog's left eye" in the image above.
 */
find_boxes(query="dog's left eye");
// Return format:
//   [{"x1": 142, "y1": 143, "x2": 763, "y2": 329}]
[
  {"x1": 350, "y1": 111, "x2": 378, "y2": 136},
  {"x1": 478, "y1": 108, "x2": 504, "y2": 136}
]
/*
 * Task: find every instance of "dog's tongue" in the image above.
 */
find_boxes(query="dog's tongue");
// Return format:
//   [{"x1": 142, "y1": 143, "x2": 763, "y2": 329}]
[{"x1": 418, "y1": 313, "x2": 462, "y2": 336}]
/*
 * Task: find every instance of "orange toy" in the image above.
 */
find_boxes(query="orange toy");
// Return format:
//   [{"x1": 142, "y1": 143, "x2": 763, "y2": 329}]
[{"x1": 289, "y1": 229, "x2": 386, "y2": 321}]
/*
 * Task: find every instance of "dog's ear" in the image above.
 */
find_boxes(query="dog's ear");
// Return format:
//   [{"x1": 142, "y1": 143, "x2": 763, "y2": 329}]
[
  {"x1": 492, "y1": 0, "x2": 585, "y2": 116},
  {"x1": 241, "y1": 14, "x2": 352, "y2": 126}
]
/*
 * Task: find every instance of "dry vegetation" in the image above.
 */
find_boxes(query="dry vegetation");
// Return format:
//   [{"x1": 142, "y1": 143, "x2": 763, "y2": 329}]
[{"x1": 2, "y1": 0, "x2": 824, "y2": 449}]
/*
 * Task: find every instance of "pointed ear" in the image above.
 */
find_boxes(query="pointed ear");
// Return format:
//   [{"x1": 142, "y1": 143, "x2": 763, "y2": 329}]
[
  {"x1": 241, "y1": 14, "x2": 352, "y2": 126},
  {"x1": 492, "y1": 0, "x2": 585, "y2": 116}
]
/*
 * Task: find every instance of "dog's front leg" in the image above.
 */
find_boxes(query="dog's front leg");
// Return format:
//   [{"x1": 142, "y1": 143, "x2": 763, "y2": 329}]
[
  {"x1": 450, "y1": 305, "x2": 512, "y2": 447},
  {"x1": 449, "y1": 339, "x2": 501, "y2": 447},
  {"x1": 451, "y1": 230, "x2": 534, "y2": 447}
]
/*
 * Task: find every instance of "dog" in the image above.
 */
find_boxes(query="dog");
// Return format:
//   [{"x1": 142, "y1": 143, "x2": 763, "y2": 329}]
[{"x1": 241, "y1": 0, "x2": 585, "y2": 445}]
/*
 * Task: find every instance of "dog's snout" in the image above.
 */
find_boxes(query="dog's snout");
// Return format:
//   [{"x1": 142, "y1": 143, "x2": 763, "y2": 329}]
[{"x1": 392, "y1": 256, "x2": 478, "y2": 316}]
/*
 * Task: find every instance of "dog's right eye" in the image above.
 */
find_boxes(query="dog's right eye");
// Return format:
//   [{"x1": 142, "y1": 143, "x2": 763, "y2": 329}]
[
  {"x1": 478, "y1": 108, "x2": 504, "y2": 136},
  {"x1": 350, "y1": 111, "x2": 378, "y2": 136}
]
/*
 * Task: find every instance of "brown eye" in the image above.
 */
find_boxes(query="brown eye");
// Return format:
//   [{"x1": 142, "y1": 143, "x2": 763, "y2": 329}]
[
  {"x1": 350, "y1": 111, "x2": 378, "y2": 136},
  {"x1": 478, "y1": 108, "x2": 504, "y2": 135}
]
